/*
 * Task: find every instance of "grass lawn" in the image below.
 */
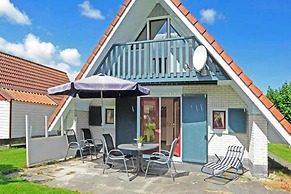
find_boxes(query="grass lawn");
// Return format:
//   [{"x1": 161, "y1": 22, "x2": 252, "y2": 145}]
[
  {"x1": 0, "y1": 148, "x2": 79, "y2": 194},
  {"x1": 268, "y1": 143, "x2": 291, "y2": 163}
]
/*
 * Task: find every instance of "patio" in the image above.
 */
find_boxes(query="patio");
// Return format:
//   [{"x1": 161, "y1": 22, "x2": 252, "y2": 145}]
[{"x1": 18, "y1": 155, "x2": 287, "y2": 194}]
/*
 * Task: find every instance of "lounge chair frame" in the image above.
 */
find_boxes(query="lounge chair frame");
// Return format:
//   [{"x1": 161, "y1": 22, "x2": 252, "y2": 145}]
[{"x1": 201, "y1": 145, "x2": 245, "y2": 180}]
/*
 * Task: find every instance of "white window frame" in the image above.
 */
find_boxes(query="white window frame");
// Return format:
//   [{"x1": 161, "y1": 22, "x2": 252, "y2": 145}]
[
  {"x1": 210, "y1": 108, "x2": 228, "y2": 134},
  {"x1": 102, "y1": 106, "x2": 115, "y2": 128}
]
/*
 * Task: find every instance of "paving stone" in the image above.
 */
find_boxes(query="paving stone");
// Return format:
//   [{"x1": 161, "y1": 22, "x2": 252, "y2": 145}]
[{"x1": 19, "y1": 157, "x2": 290, "y2": 194}]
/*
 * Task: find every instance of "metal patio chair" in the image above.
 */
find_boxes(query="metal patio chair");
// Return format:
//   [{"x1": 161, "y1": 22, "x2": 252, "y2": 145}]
[
  {"x1": 81, "y1": 128, "x2": 102, "y2": 159},
  {"x1": 145, "y1": 138, "x2": 179, "y2": 181},
  {"x1": 64, "y1": 129, "x2": 92, "y2": 163},
  {"x1": 102, "y1": 133, "x2": 135, "y2": 178},
  {"x1": 201, "y1": 145, "x2": 245, "y2": 180}
]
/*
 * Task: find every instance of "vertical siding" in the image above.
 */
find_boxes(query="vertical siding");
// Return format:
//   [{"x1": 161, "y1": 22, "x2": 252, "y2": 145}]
[
  {"x1": 0, "y1": 101, "x2": 10, "y2": 139},
  {"x1": 11, "y1": 102, "x2": 56, "y2": 138}
]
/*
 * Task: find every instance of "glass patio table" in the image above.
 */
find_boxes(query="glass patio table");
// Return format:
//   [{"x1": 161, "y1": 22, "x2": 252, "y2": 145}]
[{"x1": 118, "y1": 143, "x2": 158, "y2": 180}]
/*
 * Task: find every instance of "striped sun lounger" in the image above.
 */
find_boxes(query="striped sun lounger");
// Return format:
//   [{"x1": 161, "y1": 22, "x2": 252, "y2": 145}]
[{"x1": 201, "y1": 145, "x2": 245, "y2": 180}]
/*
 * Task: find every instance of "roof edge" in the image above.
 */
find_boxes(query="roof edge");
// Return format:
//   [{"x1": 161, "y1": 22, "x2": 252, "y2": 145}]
[
  {"x1": 0, "y1": 51, "x2": 68, "y2": 75},
  {"x1": 169, "y1": 0, "x2": 291, "y2": 136}
]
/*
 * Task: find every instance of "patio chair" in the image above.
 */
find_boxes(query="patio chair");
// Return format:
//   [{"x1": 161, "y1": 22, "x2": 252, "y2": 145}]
[
  {"x1": 64, "y1": 129, "x2": 92, "y2": 163},
  {"x1": 201, "y1": 145, "x2": 245, "y2": 180},
  {"x1": 102, "y1": 133, "x2": 135, "y2": 178},
  {"x1": 81, "y1": 128, "x2": 102, "y2": 159},
  {"x1": 145, "y1": 138, "x2": 179, "y2": 181}
]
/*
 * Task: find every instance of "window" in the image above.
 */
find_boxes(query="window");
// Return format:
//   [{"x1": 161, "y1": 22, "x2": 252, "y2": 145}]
[
  {"x1": 105, "y1": 108, "x2": 114, "y2": 124},
  {"x1": 228, "y1": 108, "x2": 247, "y2": 133},
  {"x1": 135, "y1": 17, "x2": 180, "y2": 41},
  {"x1": 89, "y1": 106, "x2": 102, "y2": 126}
]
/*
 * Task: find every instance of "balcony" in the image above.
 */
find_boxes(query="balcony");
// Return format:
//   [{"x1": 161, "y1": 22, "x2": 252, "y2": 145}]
[{"x1": 95, "y1": 36, "x2": 229, "y2": 84}]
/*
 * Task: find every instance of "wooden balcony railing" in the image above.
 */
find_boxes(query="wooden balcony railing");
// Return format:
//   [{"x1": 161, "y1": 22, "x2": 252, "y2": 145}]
[{"x1": 95, "y1": 36, "x2": 228, "y2": 83}]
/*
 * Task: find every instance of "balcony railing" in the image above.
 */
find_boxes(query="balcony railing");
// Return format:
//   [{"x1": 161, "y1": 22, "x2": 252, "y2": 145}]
[{"x1": 95, "y1": 36, "x2": 228, "y2": 83}]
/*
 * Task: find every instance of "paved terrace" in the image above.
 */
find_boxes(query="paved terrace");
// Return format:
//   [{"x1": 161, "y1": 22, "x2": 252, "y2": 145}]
[{"x1": 19, "y1": 155, "x2": 288, "y2": 194}]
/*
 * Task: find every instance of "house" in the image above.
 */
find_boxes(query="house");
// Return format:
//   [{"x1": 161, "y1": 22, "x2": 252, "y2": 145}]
[
  {"x1": 0, "y1": 51, "x2": 69, "y2": 143},
  {"x1": 48, "y1": 0, "x2": 291, "y2": 177}
]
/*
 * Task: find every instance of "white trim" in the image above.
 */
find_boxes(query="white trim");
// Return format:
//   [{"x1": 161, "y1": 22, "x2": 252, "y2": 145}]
[
  {"x1": 167, "y1": 1, "x2": 291, "y2": 145},
  {"x1": 48, "y1": 96, "x2": 73, "y2": 131},
  {"x1": 48, "y1": 1, "x2": 136, "y2": 131},
  {"x1": 82, "y1": 0, "x2": 135, "y2": 79},
  {"x1": 103, "y1": 106, "x2": 115, "y2": 129},
  {"x1": 210, "y1": 108, "x2": 228, "y2": 134}
]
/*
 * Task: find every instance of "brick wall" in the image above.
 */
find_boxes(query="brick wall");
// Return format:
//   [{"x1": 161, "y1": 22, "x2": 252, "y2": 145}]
[
  {"x1": 248, "y1": 115, "x2": 268, "y2": 177},
  {"x1": 183, "y1": 84, "x2": 268, "y2": 177},
  {"x1": 183, "y1": 85, "x2": 249, "y2": 157}
]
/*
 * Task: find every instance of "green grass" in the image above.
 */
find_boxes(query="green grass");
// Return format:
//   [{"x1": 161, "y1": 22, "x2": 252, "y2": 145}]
[
  {"x1": 0, "y1": 148, "x2": 26, "y2": 175},
  {"x1": 268, "y1": 143, "x2": 291, "y2": 163},
  {"x1": 0, "y1": 148, "x2": 79, "y2": 194}
]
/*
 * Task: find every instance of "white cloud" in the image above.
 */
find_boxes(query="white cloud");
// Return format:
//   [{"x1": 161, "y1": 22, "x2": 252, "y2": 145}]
[
  {"x1": 78, "y1": 1, "x2": 105, "y2": 20},
  {"x1": 59, "y1": 48, "x2": 81, "y2": 66},
  {"x1": 0, "y1": 0, "x2": 31, "y2": 25},
  {"x1": 24, "y1": 34, "x2": 56, "y2": 64},
  {"x1": 200, "y1": 9, "x2": 224, "y2": 25},
  {"x1": 49, "y1": 62, "x2": 79, "y2": 81},
  {"x1": 0, "y1": 34, "x2": 80, "y2": 81}
]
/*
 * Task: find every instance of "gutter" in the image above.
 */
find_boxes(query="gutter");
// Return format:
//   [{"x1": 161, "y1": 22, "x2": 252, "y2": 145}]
[{"x1": 9, "y1": 100, "x2": 12, "y2": 147}]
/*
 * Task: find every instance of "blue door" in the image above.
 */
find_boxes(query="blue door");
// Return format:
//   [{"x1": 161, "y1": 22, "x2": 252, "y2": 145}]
[
  {"x1": 182, "y1": 94, "x2": 207, "y2": 163},
  {"x1": 116, "y1": 97, "x2": 137, "y2": 145}
]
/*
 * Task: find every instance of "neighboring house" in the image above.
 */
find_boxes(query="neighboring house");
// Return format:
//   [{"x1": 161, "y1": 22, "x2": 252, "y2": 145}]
[
  {"x1": 0, "y1": 51, "x2": 69, "y2": 142},
  {"x1": 48, "y1": 0, "x2": 291, "y2": 177}
]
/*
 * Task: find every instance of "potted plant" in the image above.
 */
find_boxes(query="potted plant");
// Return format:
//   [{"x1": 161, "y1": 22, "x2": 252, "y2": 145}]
[{"x1": 137, "y1": 136, "x2": 144, "y2": 147}]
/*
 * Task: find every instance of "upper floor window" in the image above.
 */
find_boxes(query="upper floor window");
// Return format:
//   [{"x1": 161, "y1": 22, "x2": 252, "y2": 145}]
[{"x1": 135, "y1": 17, "x2": 180, "y2": 41}]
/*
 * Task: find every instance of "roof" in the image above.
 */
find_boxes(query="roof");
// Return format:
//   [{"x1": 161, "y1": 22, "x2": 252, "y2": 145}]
[
  {"x1": 0, "y1": 51, "x2": 70, "y2": 104},
  {"x1": 0, "y1": 88, "x2": 57, "y2": 106},
  {"x1": 49, "y1": 0, "x2": 291, "y2": 136}
]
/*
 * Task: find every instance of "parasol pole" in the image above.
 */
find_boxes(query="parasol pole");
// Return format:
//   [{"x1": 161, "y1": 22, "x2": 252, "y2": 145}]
[{"x1": 101, "y1": 90, "x2": 104, "y2": 133}]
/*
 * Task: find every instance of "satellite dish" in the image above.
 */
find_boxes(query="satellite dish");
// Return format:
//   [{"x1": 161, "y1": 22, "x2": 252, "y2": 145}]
[{"x1": 193, "y1": 45, "x2": 207, "y2": 72}]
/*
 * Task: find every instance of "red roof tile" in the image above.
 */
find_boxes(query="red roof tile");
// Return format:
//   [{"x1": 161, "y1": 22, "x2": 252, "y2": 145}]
[
  {"x1": 239, "y1": 73, "x2": 252, "y2": 86},
  {"x1": 48, "y1": 0, "x2": 291, "y2": 134},
  {"x1": 229, "y1": 62, "x2": 242, "y2": 76},
  {"x1": 194, "y1": 22, "x2": 206, "y2": 34},
  {"x1": 203, "y1": 31, "x2": 215, "y2": 44},
  {"x1": 259, "y1": 95, "x2": 274, "y2": 109},
  {"x1": 48, "y1": 96, "x2": 69, "y2": 126},
  {"x1": 179, "y1": 4, "x2": 190, "y2": 16},
  {"x1": 221, "y1": 51, "x2": 233, "y2": 64},
  {"x1": 270, "y1": 106, "x2": 285, "y2": 122},
  {"x1": 280, "y1": 119, "x2": 291, "y2": 133},
  {"x1": 186, "y1": 14, "x2": 198, "y2": 25},
  {"x1": 212, "y1": 41, "x2": 224, "y2": 54},
  {"x1": 0, "y1": 51, "x2": 70, "y2": 104},
  {"x1": 249, "y1": 84, "x2": 263, "y2": 98},
  {"x1": 1, "y1": 88, "x2": 57, "y2": 106},
  {"x1": 0, "y1": 94, "x2": 6, "y2": 100}
]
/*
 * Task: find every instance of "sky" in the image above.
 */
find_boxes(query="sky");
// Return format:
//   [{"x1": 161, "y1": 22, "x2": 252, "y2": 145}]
[{"x1": 0, "y1": 0, "x2": 290, "y2": 94}]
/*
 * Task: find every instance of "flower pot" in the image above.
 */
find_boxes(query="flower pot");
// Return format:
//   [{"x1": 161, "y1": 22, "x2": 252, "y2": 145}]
[{"x1": 137, "y1": 142, "x2": 143, "y2": 147}]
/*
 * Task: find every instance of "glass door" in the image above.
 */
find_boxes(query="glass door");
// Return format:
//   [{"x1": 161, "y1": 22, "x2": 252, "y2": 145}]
[
  {"x1": 160, "y1": 97, "x2": 181, "y2": 155},
  {"x1": 140, "y1": 98, "x2": 159, "y2": 144}
]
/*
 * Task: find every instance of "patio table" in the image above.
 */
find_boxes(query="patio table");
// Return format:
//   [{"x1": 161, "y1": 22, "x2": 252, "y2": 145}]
[{"x1": 118, "y1": 143, "x2": 158, "y2": 180}]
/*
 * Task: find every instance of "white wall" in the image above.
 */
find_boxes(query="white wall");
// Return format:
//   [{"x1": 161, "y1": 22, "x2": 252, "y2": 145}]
[
  {"x1": 27, "y1": 135, "x2": 69, "y2": 167},
  {"x1": 183, "y1": 85, "x2": 250, "y2": 158},
  {"x1": 11, "y1": 102, "x2": 56, "y2": 138},
  {"x1": 268, "y1": 123, "x2": 288, "y2": 144},
  {"x1": 0, "y1": 101, "x2": 10, "y2": 139}
]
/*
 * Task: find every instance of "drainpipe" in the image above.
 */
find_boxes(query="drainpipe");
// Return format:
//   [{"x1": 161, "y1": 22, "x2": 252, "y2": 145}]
[{"x1": 9, "y1": 100, "x2": 12, "y2": 147}]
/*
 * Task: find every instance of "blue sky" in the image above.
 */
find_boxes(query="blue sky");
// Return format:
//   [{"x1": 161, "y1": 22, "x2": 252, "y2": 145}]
[{"x1": 0, "y1": 0, "x2": 290, "y2": 93}]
